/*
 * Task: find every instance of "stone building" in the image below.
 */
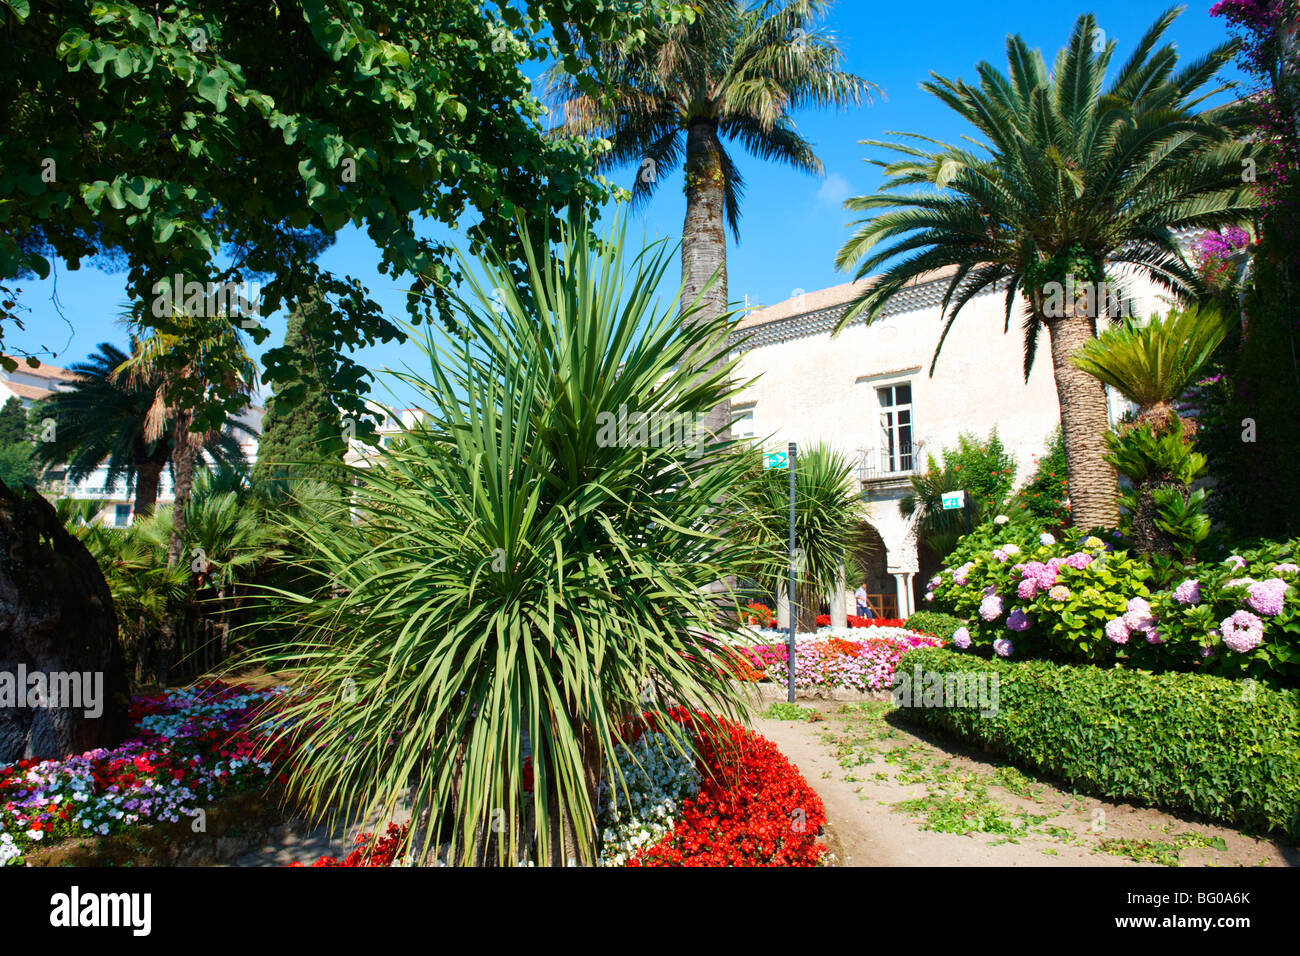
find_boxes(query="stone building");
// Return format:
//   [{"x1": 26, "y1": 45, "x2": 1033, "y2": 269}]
[{"x1": 728, "y1": 266, "x2": 1170, "y2": 620}]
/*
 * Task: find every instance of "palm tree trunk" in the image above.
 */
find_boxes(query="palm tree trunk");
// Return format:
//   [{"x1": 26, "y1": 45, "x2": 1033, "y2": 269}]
[
  {"x1": 133, "y1": 457, "x2": 163, "y2": 518},
  {"x1": 681, "y1": 119, "x2": 731, "y2": 443},
  {"x1": 1045, "y1": 310, "x2": 1119, "y2": 529},
  {"x1": 167, "y1": 409, "x2": 200, "y2": 567}
]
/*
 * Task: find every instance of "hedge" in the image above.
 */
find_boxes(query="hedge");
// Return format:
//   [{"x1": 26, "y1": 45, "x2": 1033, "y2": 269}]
[
  {"x1": 903, "y1": 611, "x2": 965, "y2": 640},
  {"x1": 894, "y1": 648, "x2": 1300, "y2": 837}
]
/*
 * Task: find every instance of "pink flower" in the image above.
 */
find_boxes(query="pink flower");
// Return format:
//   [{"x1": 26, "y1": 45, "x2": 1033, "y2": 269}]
[
  {"x1": 993, "y1": 638, "x2": 1013, "y2": 658},
  {"x1": 1017, "y1": 578, "x2": 1038, "y2": 600},
  {"x1": 952, "y1": 562, "x2": 974, "y2": 586},
  {"x1": 1122, "y1": 597, "x2": 1153, "y2": 631},
  {"x1": 979, "y1": 594, "x2": 1004, "y2": 621},
  {"x1": 953, "y1": 627, "x2": 971, "y2": 650},
  {"x1": 1225, "y1": 555, "x2": 1246, "y2": 570},
  {"x1": 1062, "y1": 552, "x2": 1093, "y2": 570},
  {"x1": 1048, "y1": 585, "x2": 1071, "y2": 601},
  {"x1": 1173, "y1": 578, "x2": 1200, "y2": 605},
  {"x1": 1221, "y1": 610, "x2": 1264, "y2": 653},
  {"x1": 1140, "y1": 624, "x2": 1162, "y2": 644},
  {"x1": 1273, "y1": 563, "x2": 1300, "y2": 575},
  {"x1": 1246, "y1": 578, "x2": 1288, "y2": 616},
  {"x1": 1104, "y1": 617, "x2": 1130, "y2": 644}
]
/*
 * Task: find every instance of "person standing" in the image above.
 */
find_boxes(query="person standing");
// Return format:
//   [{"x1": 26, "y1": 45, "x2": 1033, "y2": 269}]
[{"x1": 855, "y1": 584, "x2": 873, "y2": 619}]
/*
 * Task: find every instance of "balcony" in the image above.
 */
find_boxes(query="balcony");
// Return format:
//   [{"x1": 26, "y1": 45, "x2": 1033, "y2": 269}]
[{"x1": 857, "y1": 445, "x2": 919, "y2": 483}]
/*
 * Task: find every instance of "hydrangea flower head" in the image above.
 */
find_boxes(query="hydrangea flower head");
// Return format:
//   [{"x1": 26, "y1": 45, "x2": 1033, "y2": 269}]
[
  {"x1": 1049, "y1": 585, "x2": 1071, "y2": 601},
  {"x1": 1221, "y1": 610, "x2": 1264, "y2": 653},
  {"x1": 1122, "y1": 597, "x2": 1154, "y2": 631},
  {"x1": 993, "y1": 515, "x2": 1009, "y2": 525},
  {"x1": 993, "y1": 638, "x2": 1013, "y2": 658},
  {"x1": 1083, "y1": 536, "x2": 1104, "y2": 549},
  {"x1": 1225, "y1": 555, "x2": 1246, "y2": 570},
  {"x1": 1246, "y1": 578, "x2": 1287, "y2": 617},
  {"x1": 1006, "y1": 609, "x2": 1033, "y2": 632},
  {"x1": 1173, "y1": 578, "x2": 1200, "y2": 605},
  {"x1": 979, "y1": 593, "x2": 1004, "y2": 621},
  {"x1": 1273, "y1": 563, "x2": 1300, "y2": 575},
  {"x1": 1017, "y1": 578, "x2": 1038, "y2": 600},
  {"x1": 952, "y1": 627, "x2": 971, "y2": 650},
  {"x1": 1039, "y1": 532, "x2": 1056, "y2": 547},
  {"x1": 1104, "y1": 617, "x2": 1129, "y2": 644}
]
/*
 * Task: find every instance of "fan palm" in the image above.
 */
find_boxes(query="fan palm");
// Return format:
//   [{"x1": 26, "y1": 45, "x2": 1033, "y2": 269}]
[
  {"x1": 834, "y1": 8, "x2": 1258, "y2": 531},
  {"x1": 733, "y1": 442, "x2": 863, "y2": 631},
  {"x1": 35, "y1": 341, "x2": 252, "y2": 516},
  {"x1": 247, "y1": 215, "x2": 771, "y2": 866},
  {"x1": 546, "y1": 0, "x2": 876, "y2": 441}
]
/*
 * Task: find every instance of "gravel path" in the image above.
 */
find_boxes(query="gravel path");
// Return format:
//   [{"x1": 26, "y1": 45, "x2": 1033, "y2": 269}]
[{"x1": 749, "y1": 699, "x2": 1298, "y2": 868}]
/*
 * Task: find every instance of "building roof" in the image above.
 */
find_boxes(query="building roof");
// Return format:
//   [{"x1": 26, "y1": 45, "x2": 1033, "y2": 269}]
[
  {"x1": 1, "y1": 380, "x2": 56, "y2": 401},
  {"x1": 1, "y1": 357, "x2": 76, "y2": 382},
  {"x1": 736, "y1": 265, "x2": 963, "y2": 332}
]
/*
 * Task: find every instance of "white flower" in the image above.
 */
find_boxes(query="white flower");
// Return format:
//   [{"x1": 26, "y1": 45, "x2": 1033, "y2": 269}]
[
  {"x1": 994, "y1": 515, "x2": 1009, "y2": 525},
  {"x1": 1039, "y1": 532, "x2": 1056, "y2": 547}
]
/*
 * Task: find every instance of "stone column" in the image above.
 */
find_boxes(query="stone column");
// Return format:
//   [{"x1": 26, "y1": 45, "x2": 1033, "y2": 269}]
[
  {"x1": 831, "y1": 561, "x2": 848, "y2": 627},
  {"x1": 776, "y1": 580, "x2": 790, "y2": 630},
  {"x1": 893, "y1": 573, "x2": 908, "y2": 620}
]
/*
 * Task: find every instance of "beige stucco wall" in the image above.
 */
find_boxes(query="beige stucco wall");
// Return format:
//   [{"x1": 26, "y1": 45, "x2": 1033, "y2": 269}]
[{"x1": 732, "y1": 269, "x2": 1176, "y2": 616}]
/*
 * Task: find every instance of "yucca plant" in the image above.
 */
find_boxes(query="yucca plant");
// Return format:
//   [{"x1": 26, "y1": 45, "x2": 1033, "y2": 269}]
[
  {"x1": 733, "y1": 442, "x2": 863, "y2": 631},
  {"x1": 833, "y1": 9, "x2": 1258, "y2": 531},
  {"x1": 247, "y1": 216, "x2": 772, "y2": 866}
]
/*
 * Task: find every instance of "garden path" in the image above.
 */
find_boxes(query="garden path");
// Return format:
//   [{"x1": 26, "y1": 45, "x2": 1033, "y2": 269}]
[{"x1": 749, "y1": 699, "x2": 1299, "y2": 868}]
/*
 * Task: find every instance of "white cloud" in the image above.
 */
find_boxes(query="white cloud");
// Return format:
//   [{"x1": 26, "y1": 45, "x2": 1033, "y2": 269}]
[{"x1": 816, "y1": 173, "x2": 852, "y2": 209}]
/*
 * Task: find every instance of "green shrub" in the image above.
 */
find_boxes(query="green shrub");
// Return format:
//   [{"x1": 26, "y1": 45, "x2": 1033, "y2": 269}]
[
  {"x1": 903, "y1": 611, "x2": 965, "y2": 640},
  {"x1": 894, "y1": 648, "x2": 1300, "y2": 837}
]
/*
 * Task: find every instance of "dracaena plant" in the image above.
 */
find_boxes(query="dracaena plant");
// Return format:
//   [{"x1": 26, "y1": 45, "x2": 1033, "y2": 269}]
[{"x1": 247, "y1": 214, "x2": 773, "y2": 866}]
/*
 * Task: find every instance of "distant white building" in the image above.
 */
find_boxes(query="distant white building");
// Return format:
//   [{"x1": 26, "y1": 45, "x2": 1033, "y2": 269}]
[
  {"x1": 729, "y1": 265, "x2": 1172, "y2": 620},
  {"x1": 3, "y1": 355, "x2": 261, "y2": 526}
]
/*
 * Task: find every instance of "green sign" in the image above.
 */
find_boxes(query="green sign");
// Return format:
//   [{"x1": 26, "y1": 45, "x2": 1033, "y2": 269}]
[
  {"x1": 763, "y1": 451, "x2": 789, "y2": 470},
  {"x1": 941, "y1": 490, "x2": 966, "y2": 511}
]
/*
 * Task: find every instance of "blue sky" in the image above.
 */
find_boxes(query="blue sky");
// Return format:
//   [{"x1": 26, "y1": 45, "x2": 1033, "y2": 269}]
[{"x1": 9, "y1": 1, "x2": 1247, "y2": 409}]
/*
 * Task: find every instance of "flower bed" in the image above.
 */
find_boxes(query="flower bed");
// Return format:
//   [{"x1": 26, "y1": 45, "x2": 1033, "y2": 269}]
[
  {"x1": 735, "y1": 628, "x2": 944, "y2": 692},
  {"x1": 294, "y1": 710, "x2": 827, "y2": 867},
  {"x1": 924, "y1": 518, "x2": 1300, "y2": 686},
  {"x1": 0, "y1": 681, "x2": 287, "y2": 866}
]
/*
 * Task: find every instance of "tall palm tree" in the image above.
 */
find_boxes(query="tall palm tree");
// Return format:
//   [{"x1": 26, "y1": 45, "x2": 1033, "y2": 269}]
[
  {"x1": 35, "y1": 341, "x2": 251, "y2": 516},
  {"x1": 547, "y1": 0, "x2": 876, "y2": 440},
  {"x1": 116, "y1": 312, "x2": 257, "y2": 566},
  {"x1": 833, "y1": 9, "x2": 1258, "y2": 530}
]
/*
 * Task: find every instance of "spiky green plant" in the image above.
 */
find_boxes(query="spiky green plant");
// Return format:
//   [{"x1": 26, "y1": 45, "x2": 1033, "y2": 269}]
[
  {"x1": 247, "y1": 216, "x2": 771, "y2": 867},
  {"x1": 1070, "y1": 305, "x2": 1231, "y2": 427},
  {"x1": 833, "y1": 8, "x2": 1257, "y2": 531}
]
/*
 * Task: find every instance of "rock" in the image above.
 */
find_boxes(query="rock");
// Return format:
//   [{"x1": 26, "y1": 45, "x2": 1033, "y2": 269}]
[{"x1": 0, "y1": 479, "x2": 130, "y2": 762}]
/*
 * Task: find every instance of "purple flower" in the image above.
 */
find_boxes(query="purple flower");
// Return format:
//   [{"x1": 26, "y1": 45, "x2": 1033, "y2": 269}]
[
  {"x1": 1173, "y1": 578, "x2": 1200, "y2": 605},
  {"x1": 993, "y1": 638, "x2": 1014, "y2": 658},
  {"x1": 1104, "y1": 617, "x2": 1130, "y2": 644},
  {"x1": 1140, "y1": 624, "x2": 1162, "y2": 645},
  {"x1": 1006, "y1": 609, "x2": 1033, "y2": 632},
  {"x1": 1246, "y1": 578, "x2": 1288, "y2": 616},
  {"x1": 1221, "y1": 610, "x2": 1265, "y2": 653},
  {"x1": 953, "y1": 627, "x2": 971, "y2": 650},
  {"x1": 979, "y1": 593, "x2": 1004, "y2": 622}
]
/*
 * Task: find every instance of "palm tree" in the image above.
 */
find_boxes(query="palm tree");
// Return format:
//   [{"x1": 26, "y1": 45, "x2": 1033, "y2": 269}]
[
  {"x1": 833, "y1": 9, "x2": 1258, "y2": 530},
  {"x1": 248, "y1": 216, "x2": 770, "y2": 866},
  {"x1": 35, "y1": 341, "x2": 251, "y2": 516},
  {"x1": 546, "y1": 0, "x2": 876, "y2": 440},
  {"x1": 734, "y1": 442, "x2": 863, "y2": 631},
  {"x1": 1071, "y1": 305, "x2": 1229, "y2": 554},
  {"x1": 116, "y1": 312, "x2": 257, "y2": 566}
]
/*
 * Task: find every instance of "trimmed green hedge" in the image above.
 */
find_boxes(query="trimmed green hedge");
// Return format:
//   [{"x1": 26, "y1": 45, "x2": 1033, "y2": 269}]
[
  {"x1": 903, "y1": 611, "x2": 965, "y2": 640},
  {"x1": 895, "y1": 648, "x2": 1300, "y2": 837}
]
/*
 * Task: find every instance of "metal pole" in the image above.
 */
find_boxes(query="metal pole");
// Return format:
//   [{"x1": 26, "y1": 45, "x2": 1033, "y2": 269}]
[
  {"x1": 788, "y1": 441, "x2": 797, "y2": 703},
  {"x1": 964, "y1": 495, "x2": 972, "y2": 535}
]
